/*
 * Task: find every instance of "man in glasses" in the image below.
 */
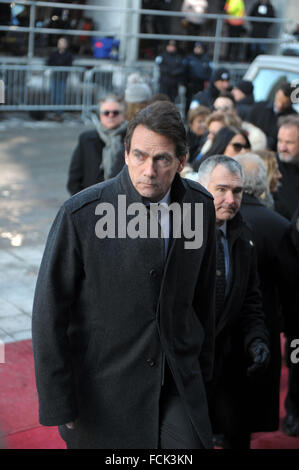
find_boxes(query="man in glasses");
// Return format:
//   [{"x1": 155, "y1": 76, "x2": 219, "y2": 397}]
[{"x1": 67, "y1": 94, "x2": 127, "y2": 195}]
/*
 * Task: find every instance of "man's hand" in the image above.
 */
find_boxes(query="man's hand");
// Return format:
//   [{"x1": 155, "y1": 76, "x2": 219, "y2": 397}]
[
  {"x1": 65, "y1": 421, "x2": 75, "y2": 430},
  {"x1": 247, "y1": 338, "x2": 270, "y2": 377}
]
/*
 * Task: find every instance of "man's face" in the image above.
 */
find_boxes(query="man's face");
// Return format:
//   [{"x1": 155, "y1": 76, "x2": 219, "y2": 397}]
[
  {"x1": 125, "y1": 125, "x2": 186, "y2": 202},
  {"x1": 277, "y1": 125, "x2": 299, "y2": 162},
  {"x1": 99, "y1": 101, "x2": 125, "y2": 130},
  {"x1": 274, "y1": 89, "x2": 291, "y2": 114},
  {"x1": 203, "y1": 164, "x2": 243, "y2": 226},
  {"x1": 214, "y1": 79, "x2": 230, "y2": 93}
]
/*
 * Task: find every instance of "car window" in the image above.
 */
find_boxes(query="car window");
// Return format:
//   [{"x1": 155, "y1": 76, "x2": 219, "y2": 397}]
[{"x1": 253, "y1": 69, "x2": 299, "y2": 102}]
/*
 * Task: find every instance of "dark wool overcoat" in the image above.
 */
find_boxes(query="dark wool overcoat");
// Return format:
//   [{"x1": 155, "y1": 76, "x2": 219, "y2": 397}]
[
  {"x1": 206, "y1": 212, "x2": 269, "y2": 436},
  {"x1": 32, "y1": 166, "x2": 216, "y2": 449},
  {"x1": 241, "y1": 193, "x2": 299, "y2": 431},
  {"x1": 66, "y1": 129, "x2": 126, "y2": 196}
]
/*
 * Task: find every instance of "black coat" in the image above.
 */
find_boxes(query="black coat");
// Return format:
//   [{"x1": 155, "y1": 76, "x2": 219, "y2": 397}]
[
  {"x1": 67, "y1": 129, "x2": 126, "y2": 196},
  {"x1": 249, "y1": 1, "x2": 275, "y2": 37},
  {"x1": 32, "y1": 167, "x2": 217, "y2": 449},
  {"x1": 274, "y1": 158, "x2": 299, "y2": 221},
  {"x1": 236, "y1": 94, "x2": 254, "y2": 120},
  {"x1": 191, "y1": 82, "x2": 220, "y2": 110},
  {"x1": 240, "y1": 193, "x2": 299, "y2": 431},
  {"x1": 206, "y1": 212, "x2": 269, "y2": 435},
  {"x1": 245, "y1": 101, "x2": 297, "y2": 150}
]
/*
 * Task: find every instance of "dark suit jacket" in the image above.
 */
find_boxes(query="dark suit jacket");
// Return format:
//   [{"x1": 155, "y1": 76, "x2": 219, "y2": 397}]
[
  {"x1": 274, "y1": 158, "x2": 299, "y2": 221},
  {"x1": 67, "y1": 129, "x2": 126, "y2": 196},
  {"x1": 206, "y1": 211, "x2": 269, "y2": 435},
  {"x1": 32, "y1": 167, "x2": 216, "y2": 449},
  {"x1": 241, "y1": 193, "x2": 299, "y2": 431}
]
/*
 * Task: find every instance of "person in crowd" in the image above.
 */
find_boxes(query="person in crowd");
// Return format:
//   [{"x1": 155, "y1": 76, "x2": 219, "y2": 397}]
[
  {"x1": 247, "y1": 0, "x2": 276, "y2": 60},
  {"x1": 197, "y1": 155, "x2": 270, "y2": 449},
  {"x1": 245, "y1": 82, "x2": 297, "y2": 150},
  {"x1": 189, "y1": 67, "x2": 230, "y2": 110},
  {"x1": 254, "y1": 149, "x2": 282, "y2": 209},
  {"x1": 66, "y1": 94, "x2": 127, "y2": 196},
  {"x1": 155, "y1": 40, "x2": 185, "y2": 103},
  {"x1": 32, "y1": 100, "x2": 217, "y2": 450},
  {"x1": 231, "y1": 80, "x2": 255, "y2": 120},
  {"x1": 186, "y1": 105, "x2": 211, "y2": 163},
  {"x1": 194, "y1": 125, "x2": 250, "y2": 170},
  {"x1": 124, "y1": 73, "x2": 152, "y2": 121},
  {"x1": 273, "y1": 115, "x2": 299, "y2": 436},
  {"x1": 181, "y1": 0, "x2": 208, "y2": 52},
  {"x1": 184, "y1": 41, "x2": 212, "y2": 112},
  {"x1": 234, "y1": 151, "x2": 299, "y2": 439},
  {"x1": 224, "y1": 0, "x2": 246, "y2": 61},
  {"x1": 47, "y1": 36, "x2": 73, "y2": 121},
  {"x1": 213, "y1": 91, "x2": 267, "y2": 151},
  {"x1": 274, "y1": 115, "x2": 299, "y2": 221},
  {"x1": 197, "y1": 110, "x2": 243, "y2": 158}
]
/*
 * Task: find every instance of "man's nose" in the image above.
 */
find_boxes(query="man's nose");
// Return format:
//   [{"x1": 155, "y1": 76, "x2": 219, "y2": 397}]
[
  {"x1": 143, "y1": 158, "x2": 157, "y2": 177},
  {"x1": 225, "y1": 191, "x2": 235, "y2": 205}
]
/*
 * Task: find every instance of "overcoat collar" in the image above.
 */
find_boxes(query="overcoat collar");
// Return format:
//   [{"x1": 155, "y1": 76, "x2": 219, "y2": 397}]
[{"x1": 116, "y1": 164, "x2": 188, "y2": 206}]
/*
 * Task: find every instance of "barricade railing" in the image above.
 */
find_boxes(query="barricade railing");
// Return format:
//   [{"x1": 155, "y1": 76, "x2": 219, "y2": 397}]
[
  {"x1": 0, "y1": 61, "x2": 249, "y2": 120},
  {"x1": 0, "y1": 63, "x2": 160, "y2": 118},
  {"x1": 0, "y1": 0, "x2": 292, "y2": 64}
]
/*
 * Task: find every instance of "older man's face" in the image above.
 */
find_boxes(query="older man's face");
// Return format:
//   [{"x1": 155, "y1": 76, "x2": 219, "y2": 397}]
[
  {"x1": 277, "y1": 125, "x2": 299, "y2": 162},
  {"x1": 203, "y1": 164, "x2": 243, "y2": 226},
  {"x1": 99, "y1": 101, "x2": 125, "y2": 130}
]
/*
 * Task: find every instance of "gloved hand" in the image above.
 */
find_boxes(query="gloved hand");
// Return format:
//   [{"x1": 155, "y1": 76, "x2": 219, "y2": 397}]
[{"x1": 247, "y1": 338, "x2": 270, "y2": 377}]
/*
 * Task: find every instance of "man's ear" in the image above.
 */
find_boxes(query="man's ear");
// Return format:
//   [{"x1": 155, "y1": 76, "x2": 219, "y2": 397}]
[
  {"x1": 177, "y1": 155, "x2": 187, "y2": 173},
  {"x1": 124, "y1": 150, "x2": 129, "y2": 165}
]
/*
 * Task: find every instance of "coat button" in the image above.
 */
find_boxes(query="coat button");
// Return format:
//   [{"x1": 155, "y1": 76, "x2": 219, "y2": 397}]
[
  {"x1": 147, "y1": 358, "x2": 156, "y2": 367},
  {"x1": 150, "y1": 269, "x2": 157, "y2": 278}
]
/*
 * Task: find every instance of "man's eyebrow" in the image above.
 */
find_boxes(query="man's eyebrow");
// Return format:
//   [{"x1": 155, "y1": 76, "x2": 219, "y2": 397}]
[
  {"x1": 132, "y1": 149, "x2": 174, "y2": 159},
  {"x1": 216, "y1": 184, "x2": 243, "y2": 191}
]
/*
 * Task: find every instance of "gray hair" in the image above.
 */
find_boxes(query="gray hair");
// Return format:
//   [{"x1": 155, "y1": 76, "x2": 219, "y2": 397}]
[
  {"x1": 99, "y1": 94, "x2": 126, "y2": 113},
  {"x1": 234, "y1": 152, "x2": 268, "y2": 198},
  {"x1": 278, "y1": 114, "x2": 299, "y2": 134},
  {"x1": 197, "y1": 155, "x2": 244, "y2": 187}
]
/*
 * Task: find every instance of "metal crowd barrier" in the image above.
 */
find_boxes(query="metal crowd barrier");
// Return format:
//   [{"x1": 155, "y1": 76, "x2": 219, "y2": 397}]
[{"x1": 0, "y1": 62, "x2": 247, "y2": 119}]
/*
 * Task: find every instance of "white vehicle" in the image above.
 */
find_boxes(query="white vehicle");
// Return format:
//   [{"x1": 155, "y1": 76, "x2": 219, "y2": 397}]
[{"x1": 243, "y1": 55, "x2": 299, "y2": 111}]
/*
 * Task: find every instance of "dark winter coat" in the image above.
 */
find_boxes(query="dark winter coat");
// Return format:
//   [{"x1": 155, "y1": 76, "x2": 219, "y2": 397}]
[
  {"x1": 206, "y1": 211, "x2": 269, "y2": 434},
  {"x1": 236, "y1": 94, "x2": 254, "y2": 120},
  {"x1": 67, "y1": 129, "x2": 126, "y2": 196},
  {"x1": 156, "y1": 51, "x2": 185, "y2": 87},
  {"x1": 191, "y1": 82, "x2": 220, "y2": 110},
  {"x1": 32, "y1": 166, "x2": 217, "y2": 449},
  {"x1": 245, "y1": 101, "x2": 297, "y2": 150},
  {"x1": 274, "y1": 158, "x2": 299, "y2": 221},
  {"x1": 249, "y1": 1, "x2": 275, "y2": 37},
  {"x1": 185, "y1": 52, "x2": 212, "y2": 86},
  {"x1": 240, "y1": 193, "x2": 299, "y2": 431}
]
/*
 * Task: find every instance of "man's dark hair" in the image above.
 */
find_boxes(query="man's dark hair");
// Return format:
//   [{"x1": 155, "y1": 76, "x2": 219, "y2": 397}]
[
  {"x1": 124, "y1": 100, "x2": 188, "y2": 160},
  {"x1": 277, "y1": 82, "x2": 293, "y2": 99}
]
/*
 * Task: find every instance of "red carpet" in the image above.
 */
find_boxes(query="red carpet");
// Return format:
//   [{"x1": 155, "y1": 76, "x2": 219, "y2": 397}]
[{"x1": 0, "y1": 338, "x2": 299, "y2": 449}]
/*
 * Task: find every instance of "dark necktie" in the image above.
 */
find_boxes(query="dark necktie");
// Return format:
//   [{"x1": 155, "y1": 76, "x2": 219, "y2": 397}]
[{"x1": 215, "y1": 229, "x2": 226, "y2": 320}]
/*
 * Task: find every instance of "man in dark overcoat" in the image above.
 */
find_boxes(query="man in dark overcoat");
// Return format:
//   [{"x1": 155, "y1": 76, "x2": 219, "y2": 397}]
[
  {"x1": 32, "y1": 101, "x2": 216, "y2": 449},
  {"x1": 235, "y1": 152, "x2": 299, "y2": 434},
  {"x1": 67, "y1": 94, "x2": 127, "y2": 196},
  {"x1": 197, "y1": 155, "x2": 270, "y2": 449}
]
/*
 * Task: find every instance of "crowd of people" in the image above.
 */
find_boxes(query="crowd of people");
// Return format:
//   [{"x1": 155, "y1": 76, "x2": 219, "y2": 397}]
[{"x1": 31, "y1": 55, "x2": 299, "y2": 450}]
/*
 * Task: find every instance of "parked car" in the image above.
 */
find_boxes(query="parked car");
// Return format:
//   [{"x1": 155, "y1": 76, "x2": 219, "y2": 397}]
[{"x1": 243, "y1": 54, "x2": 299, "y2": 111}]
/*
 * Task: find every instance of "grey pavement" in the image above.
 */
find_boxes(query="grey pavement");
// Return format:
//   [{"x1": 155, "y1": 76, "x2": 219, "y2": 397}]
[{"x1": 0, "y1": 112, "x2": 93, "y2": 343}]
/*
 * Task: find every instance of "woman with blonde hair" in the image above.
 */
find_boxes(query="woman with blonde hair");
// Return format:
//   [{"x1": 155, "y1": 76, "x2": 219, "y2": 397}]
[{"x1": 255, "y1": 149, "x2": 282, "y2": 208}]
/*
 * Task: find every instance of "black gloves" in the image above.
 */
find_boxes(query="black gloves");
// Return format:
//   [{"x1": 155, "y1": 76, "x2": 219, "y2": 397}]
[{"x1": 247, "y1": 338, "x2": 270, "y2": 377}]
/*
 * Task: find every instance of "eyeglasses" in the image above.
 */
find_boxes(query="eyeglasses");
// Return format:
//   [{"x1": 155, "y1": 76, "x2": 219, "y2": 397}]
[
  {"x1": 101, "y1": 110, "x2": 121, "y2": 117},
  {"x1": 231, "y1": 142, "x2": 248, "y2": 151}
]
